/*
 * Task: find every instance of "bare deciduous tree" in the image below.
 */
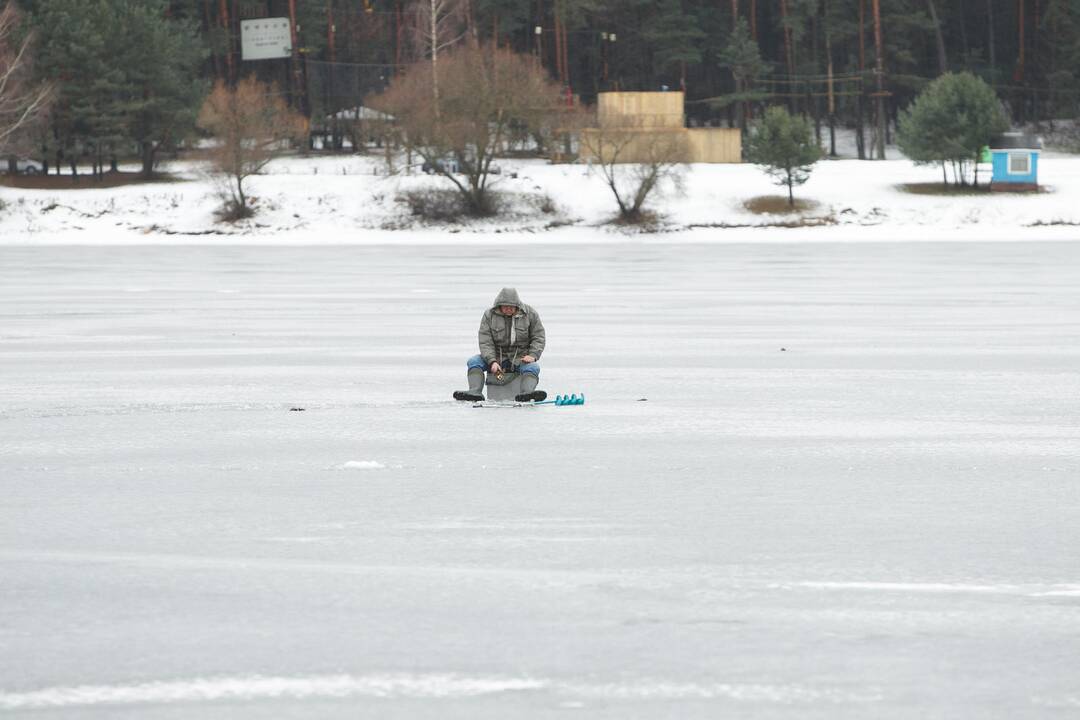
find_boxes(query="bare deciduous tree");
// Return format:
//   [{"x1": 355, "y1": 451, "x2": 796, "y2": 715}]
[
  {"x1": 410, "y1": 0, "x2": 468, "y2": 117},
  {"x1": 580, "y1": 128, "x2": 688, "y2": 223},
  {"x1": 374, "y1": 44, "x2": 563, "y2": 216},
  {"x1": 196, "y1": 77, "x2": 308, "y2": 220},
  {"x1": 0, "y1": 1, "x2": 52, "y2": 165}
]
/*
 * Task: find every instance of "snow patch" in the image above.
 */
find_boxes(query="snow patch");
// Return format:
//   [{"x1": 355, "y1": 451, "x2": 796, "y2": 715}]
[
  {"x1": 339, "y1": 460, "x2": 386, "y2": 470},
  {"x1": 0, "y1": 674, "x2": 547, "y2": 710},
  {"x1": 0, "y1": 674, "x2": 887, "y2": 710},
  {"x1": 561, "y1": 681, "x2": 883, "y2": 704},
  {"x1": 1033, "y1": 695, "x2": 1080, "y2": 708}
]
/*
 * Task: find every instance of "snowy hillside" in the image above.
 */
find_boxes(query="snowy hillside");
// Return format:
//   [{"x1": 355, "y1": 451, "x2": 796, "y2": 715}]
[{"x1": 2, "y1": 153, "x2": 1080, "y2": 243}]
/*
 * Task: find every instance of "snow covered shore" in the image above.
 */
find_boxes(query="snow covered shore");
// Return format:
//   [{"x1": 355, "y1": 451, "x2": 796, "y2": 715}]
[{"x1": 2, "y1": 153, "x2": 1080, "y2": 243}]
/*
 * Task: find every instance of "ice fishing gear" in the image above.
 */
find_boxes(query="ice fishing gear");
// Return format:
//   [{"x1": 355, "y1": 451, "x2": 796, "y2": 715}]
[
  {"x1": 535, "y1": 394, "x2": 585, "y2": 406},
  {"x1": 471, "y1": 393, "x2": 585, "y2": 408}
]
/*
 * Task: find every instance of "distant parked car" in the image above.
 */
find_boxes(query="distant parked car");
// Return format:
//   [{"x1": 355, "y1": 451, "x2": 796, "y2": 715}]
[
  {"x1": 421, "y1": 157, "x2": 460, "y2": 175},
  {"x1": 421, "y1": 156, "x2": 503, "y2": 175},
  {"x1": 8, "y1": 158, "x2": 43, "y2": 175}
]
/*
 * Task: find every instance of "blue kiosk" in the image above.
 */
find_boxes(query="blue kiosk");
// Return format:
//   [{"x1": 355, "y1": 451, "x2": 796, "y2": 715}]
[{"x1": 990, "y1": 134, "x2": 1041, "y2": 192}]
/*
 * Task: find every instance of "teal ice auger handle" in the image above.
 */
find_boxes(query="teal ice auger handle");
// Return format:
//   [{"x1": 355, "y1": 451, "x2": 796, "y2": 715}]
[{"x1": 534, "y1": 393, "x2": 585, "y2": 406}]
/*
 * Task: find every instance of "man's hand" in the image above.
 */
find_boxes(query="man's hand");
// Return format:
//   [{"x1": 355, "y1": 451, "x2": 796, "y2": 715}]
[
  {"x1": 520, "y1": 355, "x2": 535, "y2": 363},
  {"x1": 490, "y1": 362, "x2": 503, "y2": 375}
]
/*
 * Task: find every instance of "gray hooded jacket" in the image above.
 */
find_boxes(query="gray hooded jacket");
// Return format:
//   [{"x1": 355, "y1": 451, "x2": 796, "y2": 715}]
[{"x1": 478, "y1": 288, "x2": 546, "y2": 367}]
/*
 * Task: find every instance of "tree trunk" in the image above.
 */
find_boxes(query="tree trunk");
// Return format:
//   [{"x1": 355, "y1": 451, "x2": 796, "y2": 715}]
[
  {"x1": 871, "y1": 0, "x2": 886, "y2": 160},
  {"x1": 958, "y1": 0, "x2": 970, "y2": 63},
  {"x1": 204, "y1": 0, "x2": 222, "y2": 80},
  {"x1": 431, "y1": 0, "x2": 441, "y2": 118},
  {"x1": 926, "y1": 0, "x2": 948, "y2": 74},
  {"x1": 218, "y1": 0, "x2": 233, "y2": 83},
  {"x1": 288, "y1": 0, "x2": 303, "y2": 109},
  {"x1": 1017, "y1": 0, "x2": 1025, "y2": 83},
  {"x1": 561, "y1": 9, "x2": 570, "y2": 89},
  {"x1": 825, "y1": 11, "x2": 837, "y2": 157},
  {"x1": 780, "y1": 0, "x2": 794, "y2": 94},
  {"x1": 395, "y1": 1, "x2": 403, "y2": 67},
  {"x1": 141, "y1": 142, "x2": 155, "y2": 178},
  {"x1": 857, "y1": 0, "x2": 867, "y2": 159}
]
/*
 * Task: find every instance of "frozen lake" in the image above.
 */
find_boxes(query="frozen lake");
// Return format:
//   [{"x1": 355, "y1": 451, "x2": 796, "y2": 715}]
[{"x1": 2, "y1": 241, "x2": 1079, "y2": 718}]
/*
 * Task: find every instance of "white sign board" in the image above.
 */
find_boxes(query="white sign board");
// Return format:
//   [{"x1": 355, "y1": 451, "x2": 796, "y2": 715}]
[{"x1": 241, "y1": 18, "x2": 292, "y2": 61}]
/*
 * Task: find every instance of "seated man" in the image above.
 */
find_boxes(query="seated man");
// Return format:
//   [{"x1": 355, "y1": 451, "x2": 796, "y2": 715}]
[{"x1": 454, "y1": 287, "x2": 547, "y2": 403}]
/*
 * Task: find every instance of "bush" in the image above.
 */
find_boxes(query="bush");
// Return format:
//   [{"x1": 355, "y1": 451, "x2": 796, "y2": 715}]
[
  {"x1": 373, "y1": 44, "x2": 563, "y2": 217},
  {"x1": 580, "y1": 128, "x2": 687, "y2": 223},
  {"x1": 398, "y1": 188, "x2": 470, "y2": 222},
  {"x1": 214, "y1": 198, "x2": 255, "y2": 222},
  {"x1": 197, "y1": 77, "x2": 308, "y2": 219},
  {"x1": 897, "y1": 72, "x2": 1008, "y2": 186}
]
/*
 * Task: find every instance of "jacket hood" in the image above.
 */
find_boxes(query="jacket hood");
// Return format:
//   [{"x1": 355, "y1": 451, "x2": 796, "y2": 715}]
[{"x1": 492, "y1": 287, "x2": 523, "y2": 309}]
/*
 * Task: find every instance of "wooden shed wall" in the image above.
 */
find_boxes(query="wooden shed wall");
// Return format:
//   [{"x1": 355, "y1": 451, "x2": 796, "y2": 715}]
[
  {"x1": 579, "y1": 128, "x2": 742, "y2": 164},
  {"x1": 598, "y1": 92, "x2": 685, "y2": 129},
  {"x1": 686, "y1": 128, "x2": 742, "y2": 163}
]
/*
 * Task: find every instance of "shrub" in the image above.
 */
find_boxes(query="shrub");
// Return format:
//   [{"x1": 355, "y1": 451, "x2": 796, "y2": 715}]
[
  {"x1": 197, "y1": 77, "x2": 308, "y2": 220},
  {"x1": 897, "y1": 72, "x2": 1008, "y2": 186},
  {"x1": 373, "y1": 43, "x2": 563, "y2": 217}
]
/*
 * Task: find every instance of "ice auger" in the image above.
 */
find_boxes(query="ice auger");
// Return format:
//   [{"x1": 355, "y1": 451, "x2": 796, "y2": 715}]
[{"x1": 535, "y1": 393, "x2": 585, "y2": 406}]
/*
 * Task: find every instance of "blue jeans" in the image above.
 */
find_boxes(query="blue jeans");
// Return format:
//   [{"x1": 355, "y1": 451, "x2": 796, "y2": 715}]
[{"x1": 467, "y1": 354, "x2": 540, "y2": 377}]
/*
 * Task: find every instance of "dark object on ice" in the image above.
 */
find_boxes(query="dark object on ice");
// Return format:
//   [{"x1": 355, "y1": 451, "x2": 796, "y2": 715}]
[
  {"x1": 454, "y1": 390, "x2": 484, "y2": 402},
  {"x1": 289, "y1": 407, "x2": 306, "y2": 411},
  {"x1": 515, "y1": 390, "x2": 547, "y2": 403},
  {"x1": 637, "y1": 398, "x2": 648, "y2": 401},
  {"x1": 780, "y1": 347, "x2": 787, "y2": 351}
]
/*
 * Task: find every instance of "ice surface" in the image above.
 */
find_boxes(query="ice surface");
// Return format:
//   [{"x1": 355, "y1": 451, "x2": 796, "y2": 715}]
[{"x1": 1, "y1": 242, "x2": 1079, "y2": 719}]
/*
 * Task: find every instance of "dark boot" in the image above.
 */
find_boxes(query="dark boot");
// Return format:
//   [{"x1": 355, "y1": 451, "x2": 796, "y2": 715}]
[
  {"x1": 515, "y1": 373, "x2": 547, "y2": 403},
  {"x1": 453, "y1": 368, "x2": 485, "y2": 402}
]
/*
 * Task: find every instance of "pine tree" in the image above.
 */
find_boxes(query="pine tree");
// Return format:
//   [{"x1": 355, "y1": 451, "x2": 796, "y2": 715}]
[
  {"x1": 745, "y1": 105, "x2": 821, "y2": 205},
  {"x1": 32, "y1": 0, "x2": 206, "y2": 178},
  {"x1": 718, "y1": 17, "x2": 769, "y2": 131},
  {"x1": 31, "y1": 0, "x2": 114, "y2": 175},
  {"x1": 108, "y1": 0, "x2": 207, "y2": 177},
  {"x1": 643, "y1": 0, "x2": 706, "y2": 90},
  {"x1": 896, "y1": 71, "x2": 1008, "y2": 185}
]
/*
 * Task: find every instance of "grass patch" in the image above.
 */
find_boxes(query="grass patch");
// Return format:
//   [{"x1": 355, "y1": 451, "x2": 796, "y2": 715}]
[
  {"x1": 743, "y1": 195, "x2": 820, "y2": 214},
  {"x1": 0, "y1": 171, "x2": 183, "y2": 190},
  {"x1": 897, "y1": 182, "x2": 991, "y2": 196}
]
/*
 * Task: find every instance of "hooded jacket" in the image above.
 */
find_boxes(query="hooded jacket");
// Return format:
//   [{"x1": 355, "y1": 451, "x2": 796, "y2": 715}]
[{"x1": 478, "y1": 287, "x2": 546, "y2": 367}]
